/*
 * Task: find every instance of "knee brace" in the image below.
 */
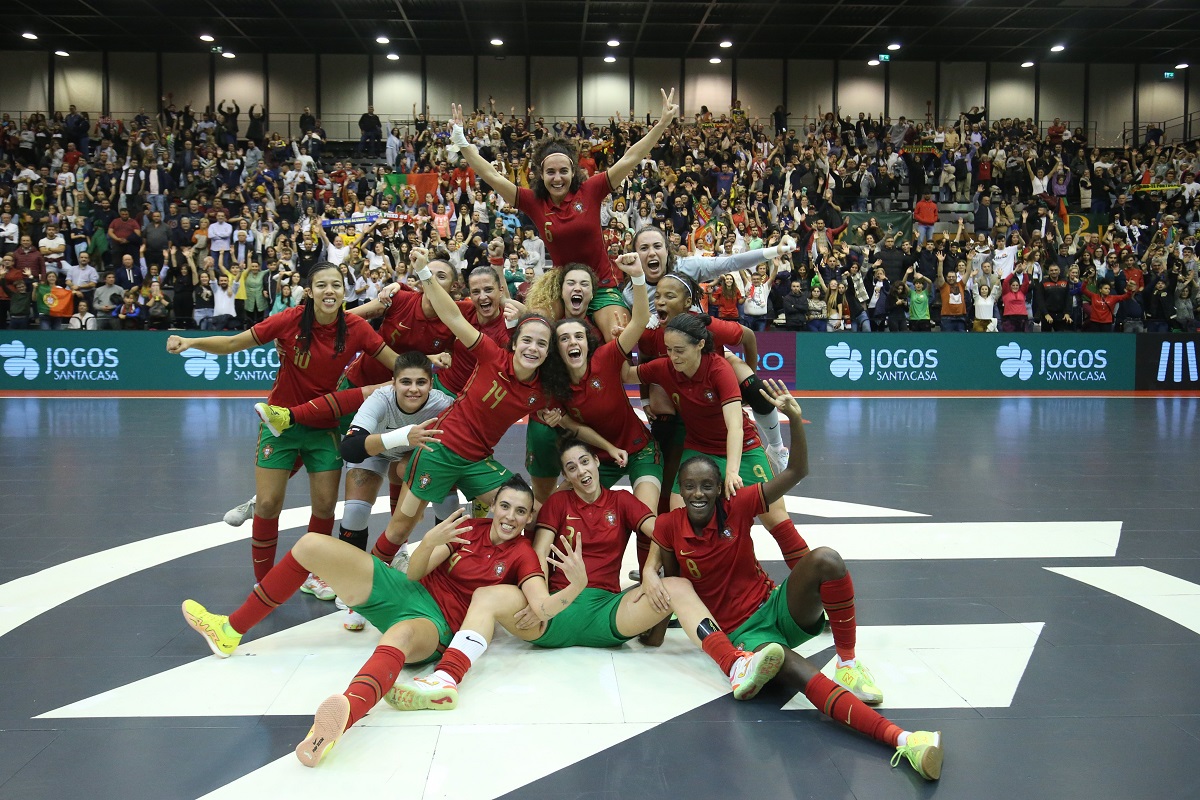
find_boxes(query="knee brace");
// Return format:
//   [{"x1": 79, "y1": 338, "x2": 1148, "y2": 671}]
[
  {"x1": 340, "y1": 499, "x2": 374, "y2": 533},
  {"x1": 739, "y1": 374, "x2": 776, "y2": 415},
  {"x1": 432, "y1": 493, "x2": 461, "y2": 523}
]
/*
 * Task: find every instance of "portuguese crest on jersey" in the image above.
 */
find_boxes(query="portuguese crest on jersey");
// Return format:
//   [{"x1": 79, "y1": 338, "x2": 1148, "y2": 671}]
[
  {"x1": 704, "y1": 389, "x2": 716, "y2": 402},
  {"x1": 418, "y1": 472, "x2": 432, "y2": 489},
  {"x1": 605, "y1": 510, "x2": 616, "y2": 525},
  {"x1": 493, "y1": 561, "x2": 505, "y2": 576},
  {"x1": 590, "y1": 377, "x2": 602, "y2": 390},
  {"x1": 720, "y1": 527, "x2": 733, "y2": 539}
]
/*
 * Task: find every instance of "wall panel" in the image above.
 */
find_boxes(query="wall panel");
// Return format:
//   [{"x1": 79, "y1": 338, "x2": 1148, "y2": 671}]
[
  {"x1": 161, "y1": 53, "x2": 210, "y2": 113},
  {"x1": 582, "y1": 57, "x2": 628, "y2": 119},
  {"x1": 320, "y1": 54, "x2": 368, "y2": 116},
  {"x1": 683, "y1": 58, "x2": 732, "y2": 119},
  {"x1": 786, "y1": 60, "x2": 833, "y2": 130},
  {"x1": 53, "y1": 51, "x2": 103, "y2": 113},
  {"x1": 938, "y1": 62, "x2": 985, "y2": 126},
  {"x1": 477, "y1": 56, "x2": 526, "y2": 114},
  {"x1": 1089, "y1": 63, "x2": 1134, "y2": 146},
  {"x1": 267, "y1": 53, "x2": 316, "y2": 138},
  {"x1": 989, "y1": 62, "x2": 1035, "y2": 121},
  {"x1": 1138, "y1": 64, "x2": 1186, "y2": 139},
  {"x1": 888, "y1": 61, "x2": 935, "y2": 123},
  {"x1": 530, "y1": 56, "x2": 577, "y2": 119},
  {"x1": 1038, "y1": 62, "x2": 1085, "y2": 128},
  {"x1": 108, "y1": 52, "x2": 157, "y2": 117},
  {"x1": 838, "y1": 61, "x2": 885, "y2": 120},
  {"x1": 735, "y1": 59, "x2": 783, "y2": 124},
  {"x1": 426, "y1": 55, "x2": 474, "y2": 115},
  {"x1": 215, "y1": 53, "x2": 263, "y2": 116},
  {"x1": 373, "y1": 54, "x2": 422, "y2": 120},
  {"x1": 633, "y1": 58, "x2": 679, "y2": 120}
]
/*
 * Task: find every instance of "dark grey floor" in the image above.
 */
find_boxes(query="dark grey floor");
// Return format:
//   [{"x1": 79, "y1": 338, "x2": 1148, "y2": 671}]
[{"x1": 2, "y1": 396, "x2": 1197, "y2": 800}]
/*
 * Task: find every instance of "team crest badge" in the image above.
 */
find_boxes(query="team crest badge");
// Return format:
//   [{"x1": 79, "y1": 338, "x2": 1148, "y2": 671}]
[
  {"x1": 704, "y1": 390, "x2": 716, "y2": 402},
  {"x1": 262, "y1": 445, "x2": 274, "y2": 458},
  {"x1": 528, "y1": 395, "x2": 537, "y2": 406},
  {"x1": 494, "y1": 562, "x2": 505, "y2": 576},
  {"x1": 573, "y1": 201, "x2": 584, "y2": 213},
  {"x1": 720, "y1": 527, "x2": 733, "y2": 539},
  {"x1": 605, "y1": 510, "x2": 616, "y2": 525},
  {"x1": 590, "y1": 377, "x2": 602, "y2": 390},
  {"x1": 433, "y1": 338, "x2": 443, "y2": 349},
  {"x1": 418, "y1": 472, "x2": 432, "y2": 489}
]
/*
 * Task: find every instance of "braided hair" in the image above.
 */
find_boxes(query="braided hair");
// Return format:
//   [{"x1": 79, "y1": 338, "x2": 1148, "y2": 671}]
[{"x1": 297, "y1": 261, "x2": 347, "y2": 356}]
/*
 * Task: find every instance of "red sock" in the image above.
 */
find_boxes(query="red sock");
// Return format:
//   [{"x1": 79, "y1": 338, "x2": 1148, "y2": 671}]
[
  {"x1": 308, "y1": 514, "x2": 335, "y2": 536},
  {"x1": 370, "y1": 533, "x2": 401, "y2": 562},
  {"x1": 228, "y1": 551, "x2": 309, "y2": 633},
  {"x1": 636, "y1": 532, "x2": 651, "y2": 573},
  {"x1": 251, "y1": 514, "x2": 280, "y2": 582},
  {"x1": 343, "y1": 645, "x2": 406, "y2": 729},
  {"x1": 819, "y1": 573, "x2": 857, "y2": 662},
  {"x1": 389, "y1": 481, "x2": 403, "y2": 515},
  {"x1": 804, "y1": 673, "x2": 901, "y2": 746},
  {"x1": 290, "y1": 387, "x2": 368, "y2": 428},
  {"x1": 434, "y1": 648, "x2": 473, "y2": 685},
  {"x1": 700, "y1": 631, "x2": 741, "y2": 674},
  {"x1": 768, "y1": 519, "x2": 811, "y2": 568}
]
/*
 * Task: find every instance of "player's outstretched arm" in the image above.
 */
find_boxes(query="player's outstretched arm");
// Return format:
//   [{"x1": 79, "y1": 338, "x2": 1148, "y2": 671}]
[
  {"x1": 166, "y1": 330, "x2": 257, "y2": 356},
  {"x1": 759, "y1": 380, "x2": 808, "y2": 507}
]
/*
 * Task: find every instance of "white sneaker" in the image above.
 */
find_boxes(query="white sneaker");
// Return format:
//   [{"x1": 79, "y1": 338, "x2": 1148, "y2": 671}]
[
  {"x1": 224, "y1": 496, "x2": 256, "y2": 527},
  {"x1": 765, "y1": 445, "x2": 790, "y2": 475},
  {"x1": 390, "y1": 546, "x2": 410, "y2": 574},
  {"x1": 301, "y1": 574, "x2": 336, "y2": 601},
  {"x1": 729, "y1": 642, "x2": 785, "y2": 701},
  {"x1": 343, "y1": 609, "x2": 366, "y2": 631}
]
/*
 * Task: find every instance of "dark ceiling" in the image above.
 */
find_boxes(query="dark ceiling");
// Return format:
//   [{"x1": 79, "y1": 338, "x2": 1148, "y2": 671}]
[{"x1": 4, "y1": 0, "x2": 1197, "y2": 64}]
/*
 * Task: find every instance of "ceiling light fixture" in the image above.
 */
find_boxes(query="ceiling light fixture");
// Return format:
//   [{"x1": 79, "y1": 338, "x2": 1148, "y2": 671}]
[
  {"x1": 386, "y1": 53, "x2": 400, "y2": 61},
  {"x1": 55, "y1": 50, "x2": 69, "y2": 57},
  {"x1": 1176, "y1": 63, "x2": 1189, "y2": 70},
  {"x1": 719, "y1": 40, "x2": 732, "y2": 48},
  {"x1": 22, "y1": 32, "x2": 38, "y2": 40},
  {"x1": 222, "y1": 51, "x2": 236, "y2": 59},
  {"x1": 200, "y1": 34, "x2": 214, "y2": 42},
  {"x1": 607, "y1": 39, "x2": 619, "y2": 47},
  {"x1": 887, "y1": 43, "x2": 901, "y2": 51},
  {"x1": 1051, "y1": 44, "x2": 1065, "y2": 52},
  {"x1": 868, "y1": 59, "x2": 880, "y2": 66},
  {"x1": 1021, "y1": 61, "x2": 1035, "y2": 68},
  {"x1": 709, "y1": 57, "x2": 722, "y2": 64},
  {"x1": 376, "y1": 36, "x2": 390, "y2": 44},
  {"x1": 490, "y1": 38, "x2": 503, "y2": 46},
  {"x1": 604, "y1": 55, "x2": 616, "y2": 63}
]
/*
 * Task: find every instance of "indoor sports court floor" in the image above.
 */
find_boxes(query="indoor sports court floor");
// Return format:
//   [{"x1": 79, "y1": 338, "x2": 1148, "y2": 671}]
[{"x1": 2, "y1": 394, "x2": 1198, "y2": 800}]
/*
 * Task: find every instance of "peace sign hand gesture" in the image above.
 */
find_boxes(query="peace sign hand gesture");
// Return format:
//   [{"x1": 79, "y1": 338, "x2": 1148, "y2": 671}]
[{"x1": 659, "y1": 88, "x2": 680, "y2": 127}]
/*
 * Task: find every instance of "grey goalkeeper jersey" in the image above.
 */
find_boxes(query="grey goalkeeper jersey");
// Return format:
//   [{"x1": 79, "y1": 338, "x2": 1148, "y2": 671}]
[{"x1": 348, "y1": 386, "x2": 455, "y2": 460}]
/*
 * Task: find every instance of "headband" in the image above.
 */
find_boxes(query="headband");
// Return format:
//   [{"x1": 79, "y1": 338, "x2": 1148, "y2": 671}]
[
  {"x1": 520, "y1": 314, "x2": 552, "y2": 329},
  {"x1": 660, "y1": 273, "x2": 693, "y2": 304}
]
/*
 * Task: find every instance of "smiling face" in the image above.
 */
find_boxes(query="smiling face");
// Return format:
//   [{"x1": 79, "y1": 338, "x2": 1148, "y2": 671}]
[
  {"x1": 678, "y1": 458, "x2": 722, "y2": 526},
  {"x1": 635, "y1": 229, "x2": 670, "y2": 282},
  {"x1": 489, "y1": 486, "x2": 535, "y2": 544},
  {"x1": 306, "y1": 266, "x2": 345, "y2": 318},
  {"x1": 540, "y1": 153, "x2": 573, "y2": 202},
  {"x1": 468, "y1": 270, "x2": 502, "y2": 322},
  {"x1": 561, "y1": 268, "x2": 594, "y2": 318},
  {"x1": 392, "y1": 367, "x2": 432, "y2": 414},
  {"x1": 560, "y1": 443, "x2": 601, "y2": 499},
  {"x1": 511, "y1": 319, "x2": 552, "y2": 372}
]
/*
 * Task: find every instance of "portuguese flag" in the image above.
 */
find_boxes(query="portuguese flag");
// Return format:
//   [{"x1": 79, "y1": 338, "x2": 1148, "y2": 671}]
[{"x1": 381, "y1": 172, "x2": 440, "y2": 207}]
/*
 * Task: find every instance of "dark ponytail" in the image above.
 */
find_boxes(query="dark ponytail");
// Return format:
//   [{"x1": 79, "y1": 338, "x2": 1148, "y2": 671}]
[
  {"x1": 298, "y1": 261, "x2": 347, "y2": 356},
  {"x1": 665, "y1": 312, "x2": 715, "y2": 354}
]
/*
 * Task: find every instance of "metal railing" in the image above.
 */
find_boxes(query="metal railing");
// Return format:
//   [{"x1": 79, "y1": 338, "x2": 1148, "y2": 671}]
[{"x1": 1122, "y1": 110, "x2": 1200, "y2": 147}]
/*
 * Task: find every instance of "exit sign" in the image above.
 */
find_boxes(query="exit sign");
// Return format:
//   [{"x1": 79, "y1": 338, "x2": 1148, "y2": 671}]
[
  {"x1": 1164, "y1": 71, "x2": 1175, "y2": 79},
  {"x1": 878, "y1": 54, "x2": 891, "y2": 62}
]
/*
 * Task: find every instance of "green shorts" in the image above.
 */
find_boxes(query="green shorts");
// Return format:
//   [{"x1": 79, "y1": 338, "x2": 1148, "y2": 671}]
[
  {"x1": 598, "y1": 440, "x2": 663, "y2": 488},
  {"x1": 352, "y1": 557, "x2": 452, "y2": 666},
  {"x1": 431, "y1": 374, "x2": 451, "y2": 396},
  {"x1": 406, "y1": 440, "x2": 513, "y2": 503},
  {"x1": 672, "y1": 445, "x2": 773, "y2": 493},
  {"x1": 728, "y1": 578, "x2": 825, "y2": 653},
  {"x1": 588, "y1": 287, "x2": 631, "y2": 314},
  {"x1": 525, "y1": 418, "x2": 562, "y2": 479},
  {"x1": 533, "y1": 587, "x2": 633, "y2": 649},
  {"x1": 255, "y1": 422, "x2": 343, "y2": 472},
  {"x1": 335, "y1": 374, "x2": 360, "y2": 431}
]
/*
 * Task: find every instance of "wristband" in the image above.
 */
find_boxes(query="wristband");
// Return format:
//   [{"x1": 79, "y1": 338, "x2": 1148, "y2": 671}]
[
  {"x1": 379, "y1": 425, "x2": 414, "y2": 451},
  {"x1": 630, "y1": 273, "x2": 646, "y2": 286},
  {"x1": 416, "y1": 266, "x2": 433, "y2": 282},
  {"x1": 761, "y1": 246, "x2": 782, "y2": 260},
  {"x1": 450, "y1": 124, "x2": 470, "y2": 148}
]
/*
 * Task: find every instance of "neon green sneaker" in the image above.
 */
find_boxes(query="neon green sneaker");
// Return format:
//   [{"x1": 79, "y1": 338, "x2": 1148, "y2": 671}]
[
  {"x1": 295, "y1": 694, "x2": 351, "y2": 768},
  {"x1": 181, "y1": 599, "x2": 242, "y2": 658},
  {"x1": 255, "y1": 402, "x2": 292, "y2": 437},
  {"x1": 730, "y1": 642, "x2": 786, "y2": 700},
  {"x1": 835, "y1": 660, "x2": 883, "y2": 704},
  {"x1": 891, "y1": 730, "x2": 943, "y2": 781},
  {"x1": 384, "y1": 675, "x2": 459, "y2": 711}
]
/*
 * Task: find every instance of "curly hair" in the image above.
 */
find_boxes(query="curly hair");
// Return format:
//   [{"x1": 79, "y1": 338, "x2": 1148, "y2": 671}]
[
  {"x1": 529, "y1": 137, "x2": 584, "y2": 201},
  {"x1": 523, "y1": 269, "x2": 565, "y2": 319}
]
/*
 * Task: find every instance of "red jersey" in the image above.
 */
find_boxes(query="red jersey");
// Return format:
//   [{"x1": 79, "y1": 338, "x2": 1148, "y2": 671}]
[
  {"x1": 537, "y1": 486, "x2": 653, "y2": 593},
  {"x1": 636, "y1": 351, "x2": 759, "y2": 455},
  {"x1": 565, "y1": 339, "x2": 649, "y2": 461},
  {"x1": 419, "y1": 519, "x2": 543, "y2": 631},
  {"x1": 636, "y1": 315, "x2": 743, "y2": 363},
  {"x1": 516, "y1": 172, "x2": 618, "y2": 288},
  {"x1": 344, "y1": 291, "x2": 476, "y2": 386},
  {"x1": 651, "y1": 485, "x2": 772, "y2": 632},
  {"x1": 438, "y1": 313, "x2": 512, "y2": 395},
  {"x1": 251, "y1": 306, "x2": 384, "y2": 420},
  {"x1": 435, "y1": 333, "x2": 559, "y2": 461}
]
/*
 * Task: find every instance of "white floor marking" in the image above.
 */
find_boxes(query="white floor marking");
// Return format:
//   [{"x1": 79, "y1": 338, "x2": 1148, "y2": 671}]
[
  {"x1": 1047, "y1": 566, "x2": 1200, "y2": 635},
  {"x1": 781, "y1": 496, "x2": 928, "y2": 518},
  {"x1": 752, "y1": 520, "x2": 1122, "y2": 561}
]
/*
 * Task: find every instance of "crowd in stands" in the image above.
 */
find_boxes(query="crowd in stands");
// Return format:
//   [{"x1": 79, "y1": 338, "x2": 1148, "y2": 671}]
[{"x1": 1, "y1": 95, "x2": 1198, "y2": 333}]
